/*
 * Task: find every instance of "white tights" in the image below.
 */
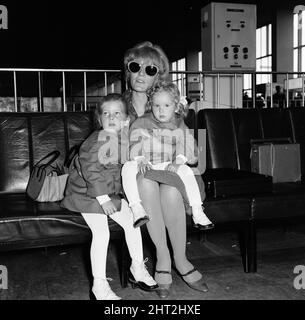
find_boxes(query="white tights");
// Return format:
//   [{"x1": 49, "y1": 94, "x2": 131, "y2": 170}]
[
  {"x1": 82, "y1": 199, "x2": 143, "y2": 280},
  {"x1": 122, "y1": 160, "x2": 202, "y2": 207}
]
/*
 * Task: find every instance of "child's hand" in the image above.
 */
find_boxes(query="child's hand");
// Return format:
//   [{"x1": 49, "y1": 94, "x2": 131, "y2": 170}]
[
  {"x1": 138, "y1": 160, "x2": 152, "y2": 174},
  {"x1": 101, "y1": 200, "x2": 117, "y2": 216},
  {"x1": 166, "y1": 163, "x2": 181, "y2": 173},
  {"x1": 175, "y1": 156, "x2": 186, "y2": 165}
]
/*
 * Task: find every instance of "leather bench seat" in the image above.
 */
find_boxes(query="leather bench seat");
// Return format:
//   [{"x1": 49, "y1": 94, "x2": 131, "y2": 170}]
[
  {"x1": 203, "y1": 168, "x2": 273, "y2": 199},
  {"x1": 0, "y1": 112, "x2": 95, "y2": 251},
  {"x1": 197, "y1": 108, "x2": 305, "y2": 272},
  {"x1": 0, "y1": 193, "x2": 123, "y2": 251},
  {"x1": 204, "y1": 197, "x2": 252, "y2": 224},
  {"x1": 251, "y1": 182, "x2": 305, "y2": 220},
  {"x1": 2, "y1": 107, "x2": 305, "y2": 275}
]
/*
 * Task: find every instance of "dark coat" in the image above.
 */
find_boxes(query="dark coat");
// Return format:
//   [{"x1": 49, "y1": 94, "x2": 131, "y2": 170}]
[{"x1": 61, "y1": 129, "x2": 128, "y2": 214}]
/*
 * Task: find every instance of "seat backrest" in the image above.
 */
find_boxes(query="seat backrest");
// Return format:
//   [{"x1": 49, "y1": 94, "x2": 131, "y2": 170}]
[
  {"x1": 0, "y1": 112, "x2": 94, "y2": 194},
  {"x1": 290, "y1": 109, "x2": 305, "y2": 179},
  {"x1": 198, "y1": 108, "x2": 304, "y2": 175},
  {"x1": 231, "y1": 109, "x2": 264, "y2": 171},
  {"x1": 259, "y1": 109, "x2": 294, "y2": 141},
  {"x1": 198, "y1": 109, "x2": 239, "y2": 169}
]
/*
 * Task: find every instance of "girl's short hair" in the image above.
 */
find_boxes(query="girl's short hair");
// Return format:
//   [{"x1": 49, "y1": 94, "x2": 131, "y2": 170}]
[
  {"x1": 147, "y1": 81, "x2": 189, "y2": 118},
  {"x1": 95, "y1": 93, "x2": 127, "y2": 128},
  {"x1": 124, "y1": 41, "x2": 169, "y2": 84}
]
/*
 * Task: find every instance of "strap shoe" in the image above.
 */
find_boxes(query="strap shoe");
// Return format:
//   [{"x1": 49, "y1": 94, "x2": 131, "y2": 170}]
[
  {"x1": 176, "y1": 267, "x2": 209, "y2": 293},
  {"x1": 129, "y1": 258, "x2": 158, "y2": 291}
]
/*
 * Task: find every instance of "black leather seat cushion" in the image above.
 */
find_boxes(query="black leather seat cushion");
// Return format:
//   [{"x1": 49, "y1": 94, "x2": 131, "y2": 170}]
[
  {"x1": 0, "y1": 194, "x2": 123, "y2": 251},
  {"x1": 251, "y1": 182, "x2": 305, "y2": 220},
  {"x1": 203, "y1": 168, "x2": 273, "y2": 199},
  {"x1": 204, "y1": 197, "x2": 252, "y2": 223}
]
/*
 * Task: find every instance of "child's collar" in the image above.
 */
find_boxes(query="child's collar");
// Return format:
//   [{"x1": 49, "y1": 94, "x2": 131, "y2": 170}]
[{"x1": 103, "y1": 128, "x2": 119, "y2": 135}]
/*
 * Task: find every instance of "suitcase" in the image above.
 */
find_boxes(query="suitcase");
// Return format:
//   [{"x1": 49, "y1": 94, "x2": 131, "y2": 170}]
[
  {"x1": 250, "y1": 143, "x2": 301, "y2": 183},
  {"x1": 202, "y1": 168, "x2": 273, "y2": 198}
]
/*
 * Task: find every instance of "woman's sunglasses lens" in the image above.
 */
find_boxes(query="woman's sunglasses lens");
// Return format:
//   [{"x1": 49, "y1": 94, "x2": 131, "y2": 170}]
[
  {"x1": 145, "y1": 66, "x2": 158, "y2": 76},
  {"x1": 128, "y1": 62, "x2": 158, "y2": 76},
  {"x1": 128, "y1": 62, "x2": 141, "y2": 73}
]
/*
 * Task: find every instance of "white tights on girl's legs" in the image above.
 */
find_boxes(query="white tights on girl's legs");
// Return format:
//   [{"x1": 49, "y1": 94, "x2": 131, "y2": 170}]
[
  {"x1": 122, "y1": 160, "x2": 213, "y2": 230},
  {"x1": 122, "y1": 161, "x2": 150, "y2": 228},
  {"x1": 82, "y1": 211, "x2": 120, "y2": 300},
  {"x1": 82, "y1": 199, "x2": 157, "y2": 300}
]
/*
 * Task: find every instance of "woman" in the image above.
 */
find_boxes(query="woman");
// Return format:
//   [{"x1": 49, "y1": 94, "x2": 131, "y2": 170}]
[{"x1": 123, "y1": 41, "x2": 209, "y2": 298}]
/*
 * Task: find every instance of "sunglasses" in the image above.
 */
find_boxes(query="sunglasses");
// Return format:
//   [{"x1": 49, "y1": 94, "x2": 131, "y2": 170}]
[{"x1": 127, "y1": 61, "x2": 159, "y2": 77}]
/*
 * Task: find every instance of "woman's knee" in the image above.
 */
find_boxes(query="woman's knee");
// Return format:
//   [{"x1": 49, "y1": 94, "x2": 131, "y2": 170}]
[
  {"x1": 159, "y1": 185, "x2": 185, "y2": 218},
  {"x1": 160, "y1": 184, "x2": 184, "y2": 205},
  {"x1": 137, "y1": 176, "x2": 159, "y2": 195}
]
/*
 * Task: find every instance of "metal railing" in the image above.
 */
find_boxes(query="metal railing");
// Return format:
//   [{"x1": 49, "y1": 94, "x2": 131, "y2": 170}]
[
  {"x1": 171, "y1": 70, "x2": 305, "y2": 109},
  {"x1": 0, "y1": 68, "x2": 304, "y2": 112},
  {"x1": 0, "y1": 68, "x2": 122, "y2": 112}
]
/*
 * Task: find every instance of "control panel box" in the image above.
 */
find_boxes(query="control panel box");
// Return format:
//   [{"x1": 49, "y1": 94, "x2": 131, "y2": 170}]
[{"x1": 201, "y1": 2, "x2": 256, "y2": 71}]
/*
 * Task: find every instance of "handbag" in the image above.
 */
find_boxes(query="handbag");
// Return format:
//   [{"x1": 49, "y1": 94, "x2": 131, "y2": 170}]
[
  {"x1": 26, "y1": 150, "x2": 61, "y2": 200},
  {"x1": 36, "y1": 171, "x2": 69, "y2": 202}
]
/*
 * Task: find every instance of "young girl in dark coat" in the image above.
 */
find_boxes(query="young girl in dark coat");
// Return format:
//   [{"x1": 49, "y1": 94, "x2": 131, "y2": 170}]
[{"x1": 61, "y1": 93, "x2": 157, "y2": 300}]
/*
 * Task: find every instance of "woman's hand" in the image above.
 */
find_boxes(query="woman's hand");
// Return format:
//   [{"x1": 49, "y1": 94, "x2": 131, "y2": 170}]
[
  {"x1": 138, "y1": 160, "x2": 153, "y2": 174},
  {"x1": 101, "y1": 200, "x2": 117, "y2": 215},
  {"x1": 166, "y1": 163, "x2": 181, "y2": 173}
]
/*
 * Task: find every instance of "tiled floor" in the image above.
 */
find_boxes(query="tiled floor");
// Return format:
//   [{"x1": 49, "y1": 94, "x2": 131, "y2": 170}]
[{"x1": 1, "y1": 225, "x2": 305, "y2": 300}]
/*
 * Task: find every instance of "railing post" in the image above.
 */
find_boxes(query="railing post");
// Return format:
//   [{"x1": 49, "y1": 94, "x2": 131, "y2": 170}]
[
  {"x1": 199, "y1": 72, "x2": 203, "y2": 102},
  {"x1": 286, "y1": 73, "x2": 289, "y2": 108},
  {"x1": 270, "y1": 72, "x2": 273, "y2": 108},
  {"x1": 302, "y1": 73, "x2": 305, "y2": 107},
  {"x1": 84, "y1": 71, "x2": 87, "y2": 111},
  {"x1": 234, "y1": 73, "x2": 237, "y2": 108},
  {"x1": 217, "y1": 73, "x2": 220, "y2": 109},
  {"x1": 62, "y1": 71, "x2": 66, "y2": 112},
  {"x1": 181, "y1": 73, "x2": 185, "y2": 96},
  {"x1": 38, "y1": 71, "x2": 43, "y2": 112},
  {"x1": 252, "y1": 72, "x2": 256, "y2": 108},
  {"x1": 104, "y1": 72, "x2": 108, "y2": 96},
  {"x1": 13, "y1": 71, "x2": 18, "y2": 112}
]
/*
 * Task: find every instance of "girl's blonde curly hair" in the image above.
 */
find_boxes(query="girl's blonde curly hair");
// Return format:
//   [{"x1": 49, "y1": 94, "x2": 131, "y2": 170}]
[{"x1": 147, "y1": 81, "x2": 189, "y2": 118}]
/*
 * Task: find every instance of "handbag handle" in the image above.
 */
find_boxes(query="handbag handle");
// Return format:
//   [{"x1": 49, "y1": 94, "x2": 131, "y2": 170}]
[
  {"x1": 34, "y1": 150, "x2": 60, "y2": 169},
  {"x1": 64, "y1": 145, "x2": 79, "y2": 169}
]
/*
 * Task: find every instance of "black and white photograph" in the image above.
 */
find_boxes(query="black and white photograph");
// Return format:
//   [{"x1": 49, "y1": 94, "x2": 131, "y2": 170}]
[{"x1": 0, "y1": 0, "x2": 305, "y2": 307}]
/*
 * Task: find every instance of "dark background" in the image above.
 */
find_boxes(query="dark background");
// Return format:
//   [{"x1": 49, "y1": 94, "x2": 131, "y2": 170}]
[{"x1": 0, "y1": 0, "x2": 277, "y2": 69}]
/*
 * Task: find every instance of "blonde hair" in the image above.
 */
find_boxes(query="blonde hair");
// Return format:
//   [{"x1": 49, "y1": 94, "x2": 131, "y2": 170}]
[
  {"x1": 147, "y1": 81, "x2": 189, "y2": 118},
  {"x1": 124, "y1": 41, "x2": 169, "y2": 85}
]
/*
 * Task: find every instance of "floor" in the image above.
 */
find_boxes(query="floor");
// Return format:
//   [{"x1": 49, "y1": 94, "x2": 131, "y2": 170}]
[{"x1": 1, "y1": 224, "x2": 305, "y2": 300}]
